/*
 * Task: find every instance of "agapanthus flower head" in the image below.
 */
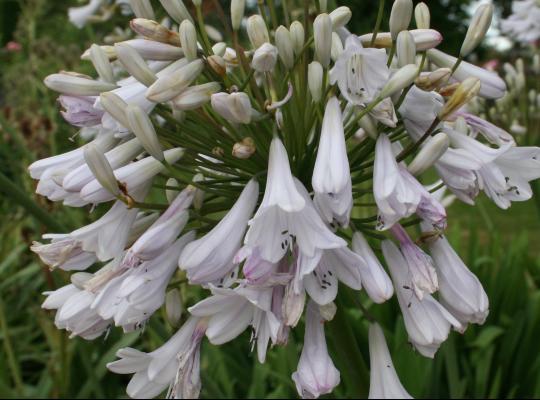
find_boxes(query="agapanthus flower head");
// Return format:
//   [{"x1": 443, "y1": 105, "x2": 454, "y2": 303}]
[{"x1": 31, "y1": 1, "x2": 540, "y2": 398}]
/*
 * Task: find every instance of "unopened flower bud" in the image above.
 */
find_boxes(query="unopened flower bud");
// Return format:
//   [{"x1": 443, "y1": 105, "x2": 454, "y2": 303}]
[
  {"x1": 146, "y1": 59, "x2": 204, "y2": 103},
  {"x1": 439, "y1": 77, "x2": 481, "y2": 120},
  {"x1": 359, "y1": 29, "x2": 442, "y2": 51},
  {"x1": 166, "y1": 178, "x2": 180, "y2": 204},
  {"x1": 247, "y1": 15, "x2": 269, "y2": 49},
  {"x1": 129, "y1": 0, "x2": 155, "y2": 20},
  {"x1": 251, "y1": 43, "x2": 278, "y2": 72},
  {"x1": 276, "y1": 26, "x2": 295, "y2": 70},
  {"x1": 358, "y1": 113, "x2": 378, "y2": 139},
  {"x1": 207, "y1": 54, "x2": 226, "y2": 76},
  {"x1": 314, "y1": 13, "x2": 332, "y2": 68},
  {"x1": 84, "y1": 144, "x2": 120, "y2": 197},
  {"x1": 354, "y1": 128, "x2": 368, "y2": 143},
  {"x1": 192, "y1": 173, "x2": 205, "y2": 210},
  {"x1": 130, "y1": 18, "x2": 181, "y2": 46},
  {"x1": 460, "y1": 4, "x2": 493, "y2": 57},
  {"x1": 165, "y1": 289, "x2": 183, "y2": 327},
  {"x1": 115, "y1": 43, "x2": 157, "y2": 86},
  {"x1": 390, "y1": 0, "x2": 413, "y2": 40},
  {"x1": 533, "y1": 54, "x2": 540, "y2": 74},
  {"x1": 329, "y1": 6, "x2": 352, "y2": 29},
  {"x1": 44, "y1": 73, "x2": 117, "y2": 96},
  {"x1": 408, "y1": 132, "x2": 449, "y2": 175},
  {"x1": 231, "y1": 0, "x2": 246, "y2": 31},
  {"x1": 308, "y1": 61, "x2": 324, "y2": 102},
  {"x1": 290, "y1": 21, "x2": 305, "y2": 56},
  {"x1": 90, "y1": 44, "x2": 115, "y2": 84},
  {"x1": 379, "y1": 64, "x2": 418, "y2": 99},
  {"x1": 172, "y1": 82, "x2": 220, "y2": 110},
  {"x1": 192, "y1": 0, "x2": 201, "y2": 6},
  {"x1": 438, "y1": 82, "x2": 460, "y2": 97},
  {"x1": 211, "y1": 92, "x2": 252, "y2": 124},
  {"x1": 415, "y1": 68, "x2": 451, "y2": 91},
  {"x1": 158, "y1": 0, "x2": 193, "y2": 24},
  {"x1": 232, "y1": 137, "x2": 256, "y2": 159},
  {"x1": 100, "y1": 92, "x2": 130, "y2": 128},
  {"x1": 331, "y1": 32, "x2": 343, "y2": 62},
  {"x1": 454, "y1": 116, "x2": 468, "y2": 134},
  {"x1": 415, "y1": 2, "x2": 430, "y2": 29},
  {"x1": 319, "y1": 302, "x2": 337, "y2": 321},
  {"x1": 126, "y1": 104, "x2": 164, "y2": 161},
  {"x1": 212, "y1": 42, "x2": 227, "y2": 57},
  {"x1": 396, "y1": 30, "x2": 416, "y2": 68},
  {"x1": 179, "y1": 20, "x2": 198, "y2": 61}
]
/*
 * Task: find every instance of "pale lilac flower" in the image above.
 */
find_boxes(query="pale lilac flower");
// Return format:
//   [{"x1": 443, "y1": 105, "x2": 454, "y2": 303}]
[
  {"x1": 390, "y1": 224, "x2": 438, "y2": 299},
  {"x1": 422, "y1": 222, "x2": 489, "y2": 327},
  {"x1": 368, "y1": 323, "x2": 413, "y2": 399},
  {"x1": 292, "y1": 301, "x2": 340, "y2": 399},
  {"x1": 245, "y1": 137, "x2": 346, "y2": 264},
  {"x1": 179, "y1": 179, "x2": 259, "y2": 284},
  {"x1": 454, "y1": 111, "x2": 515, "y2": 146},
  {"x1": 382, "y1": 240, "x2": 462, "y2": 358},
  {"x1": 31, "y1": 236, "x2": 97, "y2": 271},
  {"x1": 107, "y1": 316, "x2": 207, "y2": 399},
  {"x1": 312, "y1": 97, "x2": 353, "y2": 228},
  {"x1": 399, "y1": 86, "x2": 444, "y2": 141},
  {"x1": 373, "y1": 134, "x2": 421, "y2": 230},
  {"x1": 59, "y1": 95, "x2": 104, "y2": 127},
  {"x1": 92, "y1": 233, "x2": 195, "y2": 330},
  {"x1": 351, "y1": 232, "x2": 394, "y2": 304},
  {"x1": 501, "y1": 0, "x2": 540, "y2": 43},
  {"x1": 189, "y1": 285, "x2": 280, "y2": 363},
  {"x1": 330, "y1": 35, "x2": 390, "y2": 105}
]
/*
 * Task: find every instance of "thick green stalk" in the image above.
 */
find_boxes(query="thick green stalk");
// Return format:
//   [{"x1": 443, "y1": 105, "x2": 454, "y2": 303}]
[
  {"x1": 370, "y1": 0, "x2": 386, "y2": 47},
  {"x1": 0, "y1": 172, "x2": 67, "y2": 232},
  {"x1": 327, "y1": 295, "x2": 370, "y2": 398}
]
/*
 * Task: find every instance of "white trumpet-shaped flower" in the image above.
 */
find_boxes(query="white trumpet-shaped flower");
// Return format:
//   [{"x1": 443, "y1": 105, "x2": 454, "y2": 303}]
[
  {"x1": 179, "y1": 179, "x2": 259, "y2": 284},
  {"x1": 292, "y1": 301, "x2": 340, "y2": 399},
  {"x1": 368, "y1": 323, "x2": 413, "y2": 399},
  {"x1": 383, "y1": 240, "x2": 462, "y2": 358}
]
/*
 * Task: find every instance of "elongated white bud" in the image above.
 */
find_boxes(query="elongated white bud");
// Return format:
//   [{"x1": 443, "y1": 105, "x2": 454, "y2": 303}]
[
  {"x1": 390, "y1": 0, "x2": 413, "y2": 40},
  {"x1": 247, "y1": 15, "x2": 269, "y2": 49},
  {"x1": 130, "y1": 18, "x2": 181, "y2": 46},
  {"x1": 329, "y1": 6, "x2": 352, "y2": 29},
  {"x1": 232, "y1": 137, "x2": 256, "y2": 159},
  {"x1": 331, "y1": 32, "x2": 343, "y2": 62},
  {"x1": 165, "y1": 289, "x2": 183, "y2": 327},
  {"x1": 408, "y1": 133, "x2": 449, "y2": 176},
  {"x1": 166, "y1": 177, "x2": 180, "y2": 204},
  {"x1": 129, "y1": 0, "x2": 155, "y2": 19},
  {"x1": 359, "y1": 29, "x2": 442, "y2": 51},
  {"x1": 308, "y1": 61, "x2": 324, "y2": 102},
  {"x1": 115, "y1": 43, "x2": 157, "y2": 86},
  {"x1": 100, "y1": 92, "x2": 130, "y2": 128},
  {"x1": 90, "y1": 44, "x2": 115, "y2": 84},
  {"x1": 379, "y1": 64, "x2": 418, "y2": 99},
  {"x1": 415, "y1": 2, "x2": 430, "y2": 29},
  {"x1": 251, "y1": 43, "x2": 278, "y2": 72},
  {"x1": 415, "y1": 68, "x2": 451, "y2": 91},
  {"x1": 146, "y1": 59, "x2": 204, "y2": 103},
  {"x1": 207, "y1": 55, "x2": 226, "y2": 76},
  {"x1": 231, "y1": 0, "x2": 246, "y2": 31},
  {"x1": 290, "y1": 21, "x2": 305, "y2": 55},
  {"x1": 460, "y1": 4, "x2": 493, "y2": 57},
  {"x1": 126, "y1": 104, "x2": 164, "y2": 161},
  {"x1": 314, "y1": 13, "x2": 332, "y2": 68},
  {"x1": 358, "y1": 113, "x2": 378, "y2": 139},
  {"x1": 44, "y1": 73, "x2": 117, "y2": 96},
  {"x1": 212, "y1": 42, "x2": 227, "y2": 57},
  {"x1": 172, "y1": 82, "x2": 221, "y2": 110},
  {"x1": 179, "y1": 20, "x2": 198, "y2": 61},
  {"x1": 396, "y1": 30, "x2": 416, "y2": 67},
  {"x1": 159, "y1": 0, "x2": 193, "y2": 24},
  {"x1": 439, "y1": 77, "x2": 481, "y2": 120},
  {"x1": 192, "y1": 173, "x2": 205, "y2": 210},
  {"x1": 84, "y1": 144, "x2": 120, "y2": 197},
  {"x1": 276, "y1": 26, "x2": 294, "y2": 70}
]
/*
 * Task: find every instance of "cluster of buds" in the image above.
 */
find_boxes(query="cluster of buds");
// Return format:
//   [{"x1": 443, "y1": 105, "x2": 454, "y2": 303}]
[{"x1": 31, "y1": 0, "x2": 540, "y2": 399}]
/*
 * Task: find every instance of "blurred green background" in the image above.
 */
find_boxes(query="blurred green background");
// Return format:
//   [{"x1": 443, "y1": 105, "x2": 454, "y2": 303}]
[{"x1": 0, "y1": 0, "x2": 539, "y2": 398}]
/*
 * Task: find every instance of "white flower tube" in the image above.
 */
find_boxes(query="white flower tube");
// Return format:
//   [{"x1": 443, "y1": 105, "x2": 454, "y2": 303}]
[
  {"x1": 179, "y1": 179, "x2": 259, "y2": 284},
  {"x1": 368, "y1": 323, "x2": 413, "y2": 399},
  {"x1": 292, "y1": 301, "x2": 340, "y2": 399},
  {"x1": 126, "y1": 104, "x2": 164, "y2": 161},
  {"x1": 314, "y1": 13, "x2": 333, "y2": 68},
  {"x1": 383, "y1": 240, "x2": 462, "y2": 358},
  {"x1": 44, "y1": 73, "x2": 117, "y2": 96},
  {"x1": 390, "y1": 0, "x2": 413, "y2": 40},
  {"x1": 146, "y1": 60, "x2": 204, "y2": 103}
]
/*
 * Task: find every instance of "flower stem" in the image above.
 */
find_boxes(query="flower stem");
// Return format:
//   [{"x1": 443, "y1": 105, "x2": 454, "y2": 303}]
[
  {"x1": 327, "y1": 294, "x2": 370, "y2": 398},
  {"x1": 370, "y1": 0, "x2": 386, "y2": 47}
]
